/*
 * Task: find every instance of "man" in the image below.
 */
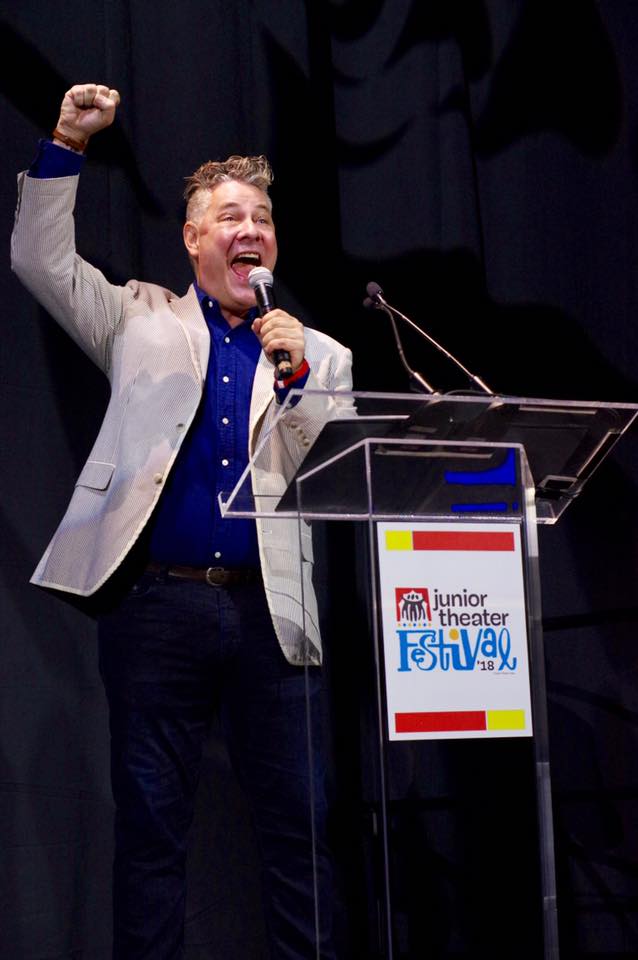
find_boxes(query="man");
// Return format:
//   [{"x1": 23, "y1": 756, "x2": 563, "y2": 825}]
[{"x1": 12, "y1": 83, "x2": 353, "y2": 960}]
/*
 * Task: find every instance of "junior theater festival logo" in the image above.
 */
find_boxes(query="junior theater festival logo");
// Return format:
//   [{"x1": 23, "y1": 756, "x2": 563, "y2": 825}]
[{"x1": 394, "y1": 585, "x2": 518, "y2": 673}]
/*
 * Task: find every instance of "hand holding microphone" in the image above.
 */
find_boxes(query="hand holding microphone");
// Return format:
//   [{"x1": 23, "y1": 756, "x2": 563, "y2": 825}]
[{"x1": 249, "y1": 267, "x2": 304, "y2": 380}]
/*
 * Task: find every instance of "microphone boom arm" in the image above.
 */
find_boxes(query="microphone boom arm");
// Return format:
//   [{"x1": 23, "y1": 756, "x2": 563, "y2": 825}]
[
  {"x1": 368, "y1": 286, "x2": 494, "y2": 396},
  {"x1": 378, "y1": 302, "x2": 436, "y2": 393}
]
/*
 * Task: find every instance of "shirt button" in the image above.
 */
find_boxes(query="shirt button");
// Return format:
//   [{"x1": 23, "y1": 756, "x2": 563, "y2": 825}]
[
  {"x1": 176, "y1": 422, "x2": 185, "y2": 430},
  {"x1": 221, "y1": 458, "x2": 229, "y2": 467},
  {"x1": 208, "y1": 300, "x2": 213, "y2": 309},
  {"x1": 153, "y1": 473, "x2": 163, "y2": 484},
  {"x1": 221, "y1": 417, "x2": 229, "y2": 425},
  {"x1": 214, "y1": 551, "x2": 221, "y2": 559},
  {"x1": 224, "y1": 336, "x2": 230, "y2": 344},
  {"x1": 223, "y1": 375, "x2": 230, "y2": 383}
]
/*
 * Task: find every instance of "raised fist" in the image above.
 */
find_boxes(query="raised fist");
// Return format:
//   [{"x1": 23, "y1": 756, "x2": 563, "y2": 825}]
[{"x1": 55, "y1": 83, "x2": 120, "y2": 148}]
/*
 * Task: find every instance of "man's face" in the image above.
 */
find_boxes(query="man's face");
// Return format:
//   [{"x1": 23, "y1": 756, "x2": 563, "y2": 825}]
[{"x1": 183, "y1": 179, "x2": 277, "y2": 322}]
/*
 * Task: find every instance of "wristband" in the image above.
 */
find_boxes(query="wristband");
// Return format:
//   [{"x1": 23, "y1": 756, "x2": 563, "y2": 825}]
[
  {"x1": 52, "y1": 128, "x2": 88, "y2": 154},
  {"x1": 275, "y1": 357, "x2": 310, "y2": 388}
]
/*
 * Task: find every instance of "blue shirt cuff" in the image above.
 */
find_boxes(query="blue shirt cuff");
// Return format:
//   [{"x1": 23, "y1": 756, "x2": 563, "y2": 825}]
[{"x1": 28, "y1": 139, "x2": 86, "y2": 179}]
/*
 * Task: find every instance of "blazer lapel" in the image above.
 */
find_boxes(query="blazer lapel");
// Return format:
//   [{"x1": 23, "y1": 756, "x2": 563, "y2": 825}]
[{"x1": 169, "y1": 284, "x2": 210, "y2": 383}]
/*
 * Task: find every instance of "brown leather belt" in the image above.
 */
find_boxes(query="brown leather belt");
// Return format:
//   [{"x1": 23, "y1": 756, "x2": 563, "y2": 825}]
[{"x1": 146, "y1": 561, "x2": 259, "y2": 587}]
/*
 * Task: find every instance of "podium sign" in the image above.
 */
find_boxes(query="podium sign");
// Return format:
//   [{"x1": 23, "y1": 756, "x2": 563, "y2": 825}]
[{"x1": 377, "y1": 520, "x2": 533, "y2": 740}]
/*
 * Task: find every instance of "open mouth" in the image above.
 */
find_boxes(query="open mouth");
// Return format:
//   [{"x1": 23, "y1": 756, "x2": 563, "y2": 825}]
[{"x1": 230, "y1": 251, "x2": 262, "y2": 280}]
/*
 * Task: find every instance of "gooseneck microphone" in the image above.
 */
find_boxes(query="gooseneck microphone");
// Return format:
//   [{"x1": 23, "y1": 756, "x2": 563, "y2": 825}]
[
  {"x1": 364, "y1": 281, "x2": 494, "y2": 395},
  {"x1": 248, "y1": 267, "x2": 293, "y2": 379},
  {"x1": 364, "y1": 282, "x2": 435, "y2": 393}
]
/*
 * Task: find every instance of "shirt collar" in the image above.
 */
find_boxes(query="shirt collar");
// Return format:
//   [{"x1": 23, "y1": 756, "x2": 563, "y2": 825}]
[{"x1": 194, "y1": 283, "x2": 258, "y2": 328}]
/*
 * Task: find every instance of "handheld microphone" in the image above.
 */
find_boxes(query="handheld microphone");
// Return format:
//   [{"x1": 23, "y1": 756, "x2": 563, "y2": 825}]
[{"x1": 248, "y1": 267, "x2": 293, "y2": 379}]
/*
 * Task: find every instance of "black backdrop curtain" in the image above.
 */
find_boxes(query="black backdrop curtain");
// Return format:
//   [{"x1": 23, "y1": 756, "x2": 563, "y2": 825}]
[{"x1": 2, "y1": 1, "x2": 638, "y2": 957}]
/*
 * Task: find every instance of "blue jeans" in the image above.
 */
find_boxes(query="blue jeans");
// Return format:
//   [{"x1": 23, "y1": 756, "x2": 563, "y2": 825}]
[{"x1": 98, "y1": 570, "x2": 335, "y2": 959}]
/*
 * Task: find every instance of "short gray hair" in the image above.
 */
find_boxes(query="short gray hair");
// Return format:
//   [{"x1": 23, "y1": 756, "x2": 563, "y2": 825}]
[{"x1": 184, "y1": 155, "x2": 273, "y2": 223}]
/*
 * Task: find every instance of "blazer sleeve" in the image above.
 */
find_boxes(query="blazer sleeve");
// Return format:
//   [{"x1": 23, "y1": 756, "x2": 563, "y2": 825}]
[
  {"x1": 11, "y1": 171, "x2": 127, "y2": 374},
  {"x1": 251, "y1": 336, "x2": 354, "y2": 495},
  {"x1": 275, "y1": 339, "x2": 354, "y2": 437}
]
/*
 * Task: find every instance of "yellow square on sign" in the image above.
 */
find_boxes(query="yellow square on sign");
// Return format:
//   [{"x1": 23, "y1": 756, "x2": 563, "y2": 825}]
[
  {"x1": 487, "y1": 710, "x2": 526, "y2": 731},
  {"x1": 385, "y1": 530, "x2": 413, "y2": 551}
]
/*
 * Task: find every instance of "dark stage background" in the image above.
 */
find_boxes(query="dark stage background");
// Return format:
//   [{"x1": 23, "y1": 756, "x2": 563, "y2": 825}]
[{"x1": 2, "y1": 1, "x2": 638, "y2": 957}]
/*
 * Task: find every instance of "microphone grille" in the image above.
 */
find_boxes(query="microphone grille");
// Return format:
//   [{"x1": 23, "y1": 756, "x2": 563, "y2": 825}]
[{"x1": 248, "y1": 266, "x2": 274, "y2": 289}]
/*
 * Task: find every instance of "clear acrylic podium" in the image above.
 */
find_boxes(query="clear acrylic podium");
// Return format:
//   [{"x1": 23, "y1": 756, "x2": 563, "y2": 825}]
[{"x1": 220, "y1": 390, "x2": 638, "y2": 960}]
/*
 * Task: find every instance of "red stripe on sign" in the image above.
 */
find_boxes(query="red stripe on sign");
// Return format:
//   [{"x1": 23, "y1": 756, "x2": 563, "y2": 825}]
[
  {"x1": 396, "y1": 711, "x2": 487, "y2": 733},
  {"x1": 412, "y1": 530, "x2": 514, "y2": 552}
]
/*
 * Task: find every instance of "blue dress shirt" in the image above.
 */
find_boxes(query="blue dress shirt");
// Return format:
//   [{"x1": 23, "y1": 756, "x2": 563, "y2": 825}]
[{"x1": 149, "y1": 289, "x2": 262, "y2": 566}]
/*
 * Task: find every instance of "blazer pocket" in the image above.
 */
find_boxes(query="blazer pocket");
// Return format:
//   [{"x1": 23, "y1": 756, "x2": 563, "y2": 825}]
[{"x1": 75, "y1": 459, "x2": 116, "y2": 491}]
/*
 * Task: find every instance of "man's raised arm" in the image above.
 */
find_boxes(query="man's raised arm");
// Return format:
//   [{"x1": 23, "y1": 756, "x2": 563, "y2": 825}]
[{"x1": 11, "y1": 83, "x2": 127, "y2": 373}]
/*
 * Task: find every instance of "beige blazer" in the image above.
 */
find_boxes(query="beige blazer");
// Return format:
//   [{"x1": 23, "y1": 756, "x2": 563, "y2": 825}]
[{"x1": 11, "y1": 172, "x2": 353, "y2": 664}]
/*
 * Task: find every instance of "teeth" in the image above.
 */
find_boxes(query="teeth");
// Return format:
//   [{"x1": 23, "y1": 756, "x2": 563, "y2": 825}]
[{"x1": 233, "y1": 252, "x2": 260, "y2": 264}]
